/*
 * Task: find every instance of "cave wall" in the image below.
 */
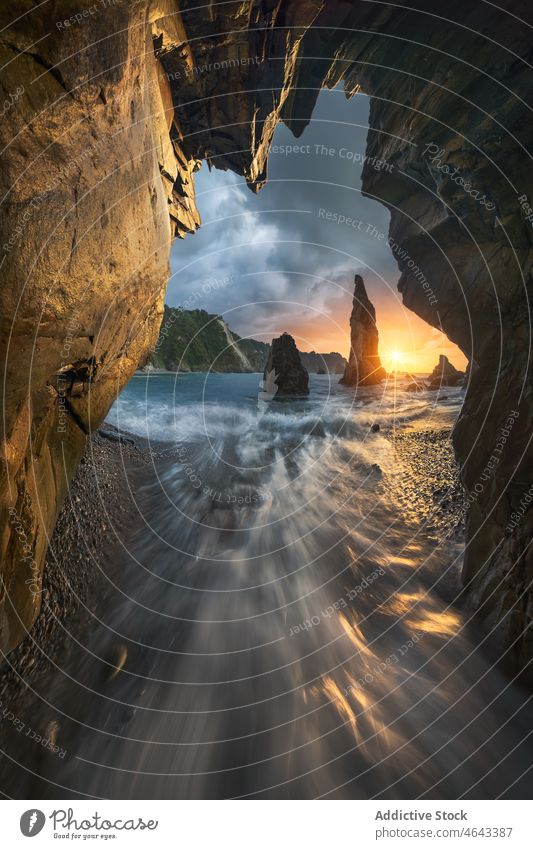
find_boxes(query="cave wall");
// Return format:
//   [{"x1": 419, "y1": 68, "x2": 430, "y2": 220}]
[
  {"x1": 0, "y1": 1, "x2": 200, "y2": 651},
  {"x1": 0, "y1": 1, "x2": 531, "y2": 663}
]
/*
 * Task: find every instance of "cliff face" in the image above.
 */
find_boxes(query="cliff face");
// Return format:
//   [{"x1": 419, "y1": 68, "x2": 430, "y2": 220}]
[
  {"x1": 1, "y1": 1, "x2": 531, "y2": 662},
  {"x1": 340, "y1": 274, "x2": 386, "y2": 386},
  {"x1": 149, "y1": 307, "x2": 268, "y2": 372},
  {"x1": 0, "y1": 2, "x2": 197, "y2": 651}
]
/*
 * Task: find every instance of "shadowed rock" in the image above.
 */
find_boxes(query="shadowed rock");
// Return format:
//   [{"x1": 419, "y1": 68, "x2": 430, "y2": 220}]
[
  {"x1": 428, "y1": 355, "x2": 465, "y2": 388},
  {"x1": 264, "y1": 333, "x2": 309, "y2": 398},
  {"x1": 340, "y1": 275, "x2": 386, "y2": 387}
]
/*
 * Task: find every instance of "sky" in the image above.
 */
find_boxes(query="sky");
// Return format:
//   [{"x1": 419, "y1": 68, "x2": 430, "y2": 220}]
[{"x1": 167, "y1": 87, "x2": 467, "y2": 374}]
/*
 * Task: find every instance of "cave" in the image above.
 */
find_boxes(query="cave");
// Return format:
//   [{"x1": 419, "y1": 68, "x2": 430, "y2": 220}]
[{"x1": 0, "y1": 0, "x2": 531, "y2": 800}]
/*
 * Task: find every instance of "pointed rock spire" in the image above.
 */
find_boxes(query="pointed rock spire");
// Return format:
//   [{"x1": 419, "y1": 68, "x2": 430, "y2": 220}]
[{"x1": 340, "y1": 274, "x2": 386, "y2": 386}]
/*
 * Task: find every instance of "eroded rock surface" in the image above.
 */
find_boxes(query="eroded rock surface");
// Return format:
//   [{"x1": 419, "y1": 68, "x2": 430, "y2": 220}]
[
  {"x1": 0, "y1": 1, "x2": 531, "y2": 666},
  {"x1": 0, "y1": 2, "x2": 198, "y2": 652},
  {"x1": 340, "y1": 274, "x2": 386, "y2": 387},
  {"x1": 264, "y1": 333, "x2": 309, "y2": 398}
]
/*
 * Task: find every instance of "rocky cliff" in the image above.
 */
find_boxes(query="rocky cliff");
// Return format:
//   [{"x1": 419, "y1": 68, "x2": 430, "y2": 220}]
[
  {"x1": 0, "y1": 1, "x2": 531, "y2": 666},
  {"x1": 340, "y1": 274, "x2": 386, "y2": 386}
]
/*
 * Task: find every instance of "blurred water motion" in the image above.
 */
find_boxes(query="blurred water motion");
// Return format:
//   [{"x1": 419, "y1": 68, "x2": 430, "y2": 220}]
[{"x1": 3, "y1": 374, "x2": 532, "y2": 799}]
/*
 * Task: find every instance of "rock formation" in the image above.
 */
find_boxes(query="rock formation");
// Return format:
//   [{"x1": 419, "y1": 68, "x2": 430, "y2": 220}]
[
  {"x1": 428, "y1": 355, "x2": 465, "y2": 388},
  {"x1": 0, "y1": 1, "x2": 531, "y2": 670},
  {"x1": 403, "y1": 372, "x2": 423, "y2": 392},
  {"x1": 264, "y1": 334, "x2": 309, "y2": 398},
  {"x1": 340, "y1": 275, "x2": 386, "y2": 386}
]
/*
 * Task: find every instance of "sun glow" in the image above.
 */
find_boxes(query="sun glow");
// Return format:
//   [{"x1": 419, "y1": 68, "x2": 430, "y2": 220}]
[
  {"x1": 283, "y1": 299, "x2": 468, "y2": 374},
  {"x1": 382, "y1": 348, "x2": 405, "y2": 372}
]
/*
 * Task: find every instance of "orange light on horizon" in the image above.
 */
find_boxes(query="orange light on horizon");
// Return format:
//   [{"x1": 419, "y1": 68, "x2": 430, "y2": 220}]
[
  {"x1": 384, "y1": 349, "x2": 404, "y2": 371},
  {"x1": 272, "y1": 300, "x2": 468, "y2": 375},
  {"x1": 378, "y1": 322, "x2": 468, "y2": 374}
]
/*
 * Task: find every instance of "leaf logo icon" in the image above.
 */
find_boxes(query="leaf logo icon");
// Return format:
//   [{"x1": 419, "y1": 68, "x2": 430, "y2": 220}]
[
  {"x1": 257, "y1": 369, "x2": 279, "y2": 421},
  {"x1": 261, "y1": 368, "x2": 279, "y2": 400},
  {"x1": 20, "y1": 809, "x2": 46, "y2": 837}
]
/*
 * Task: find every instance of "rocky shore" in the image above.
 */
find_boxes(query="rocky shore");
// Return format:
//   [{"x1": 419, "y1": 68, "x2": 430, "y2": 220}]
[
  {"x1": 389, "y1": 429, "x2": 466, "y2": 544},
  {"x1": 0, "y1": 420, "x2": 467, "y2": 717},
  {"x1": 0, "y1": 426, "x2": 169, "y2": 711}
]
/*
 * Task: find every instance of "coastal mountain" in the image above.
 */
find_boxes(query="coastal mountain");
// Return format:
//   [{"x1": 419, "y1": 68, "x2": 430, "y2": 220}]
[
  {"x1": 149, "y1": 306, "x2": 268, "y2": 372},
  {"x1": 339, "y1": 274, "x2": 386, "y2": 386},
  {"x1": 300, "y1": 350, "x2": 347, "y2": 375},
  {"x1": 148, "y1": 306, "x2": 347, "y2": 374}
]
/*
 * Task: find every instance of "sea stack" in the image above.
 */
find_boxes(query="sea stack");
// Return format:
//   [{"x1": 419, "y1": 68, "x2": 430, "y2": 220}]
[
  {"x1": 340, "y1": 274, "x2": 386, "y2": 386},
  {"x1": 264, "y1": 333, "x2": 309, "y2": 397},
  {"x1": 428, "y1": 355, "x2": 465, "y2": 387}
]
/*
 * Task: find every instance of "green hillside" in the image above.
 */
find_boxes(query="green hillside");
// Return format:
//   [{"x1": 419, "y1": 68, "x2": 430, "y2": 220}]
[
  {"x1": 149, "y1": 306, "x2": 268, "y2": 372},
  {"x1": 147, "y1": 306, "x2": 347, "y2": 374}
]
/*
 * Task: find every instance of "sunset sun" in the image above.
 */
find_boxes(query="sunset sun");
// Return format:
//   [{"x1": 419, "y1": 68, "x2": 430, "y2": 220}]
[{"x1": 384, "y1": 349, "x2": 404, "y2": 371}]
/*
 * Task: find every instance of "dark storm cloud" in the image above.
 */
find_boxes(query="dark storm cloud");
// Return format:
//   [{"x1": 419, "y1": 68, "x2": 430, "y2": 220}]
[{"x1": 167, "y1": 89, "x2": 399, "y2": 348}]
